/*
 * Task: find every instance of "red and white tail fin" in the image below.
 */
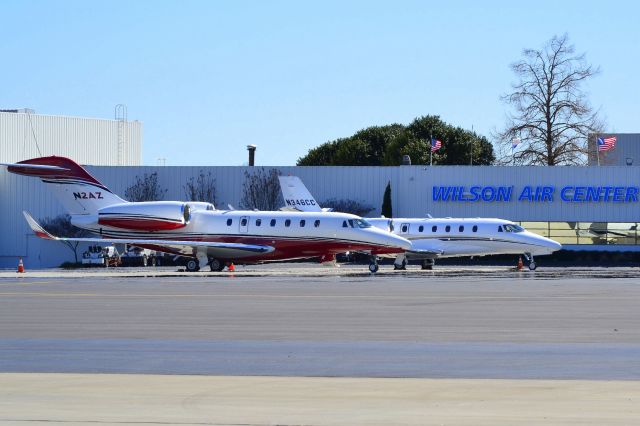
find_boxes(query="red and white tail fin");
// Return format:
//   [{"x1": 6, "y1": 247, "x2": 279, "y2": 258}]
[{"x1": 4, "y1": 156, "x2": 126, "y2": 215}]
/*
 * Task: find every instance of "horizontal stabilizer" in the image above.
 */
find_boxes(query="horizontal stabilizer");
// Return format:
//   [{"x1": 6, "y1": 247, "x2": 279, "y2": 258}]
[{"x1": 1, "y1": 163, "x2": 70, "y2": 172}]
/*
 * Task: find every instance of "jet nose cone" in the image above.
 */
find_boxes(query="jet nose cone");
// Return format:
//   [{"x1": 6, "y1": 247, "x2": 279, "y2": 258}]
[
  {"x1": 393, "y1": 234, "x2": 412, "y2": 251},
  {"x1": 538, "y1": 235, "x2": 562, "y2": 253},
  {"x1": 549, "y1": 239, "x2": 562, "y2": 252}
]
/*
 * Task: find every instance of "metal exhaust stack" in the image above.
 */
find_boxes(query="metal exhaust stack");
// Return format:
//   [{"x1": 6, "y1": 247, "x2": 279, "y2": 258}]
[{"x1": 247, "y1": 144, "x2": 257, "y2": 166}]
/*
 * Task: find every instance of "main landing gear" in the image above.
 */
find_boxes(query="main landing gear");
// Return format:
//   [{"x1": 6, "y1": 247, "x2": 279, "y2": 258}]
[
  {"x1": 185, "y1": 257, "x2": 226, "y2": 272},
  {"x1": 209, "y1": 258, "x2": 225, "y2": 272},
  {"x1": 421, "y1": 259, "x2": 435, "y2": 270},
  {"x1": 393, "y1": 254, "x2": 408, "y2": 270},
  {"x1": 524, "y1": 253, "x2": 537, "y2": 271},
  {"x1": 185, "y1": 259, "x2": 199, "y2": 272}
]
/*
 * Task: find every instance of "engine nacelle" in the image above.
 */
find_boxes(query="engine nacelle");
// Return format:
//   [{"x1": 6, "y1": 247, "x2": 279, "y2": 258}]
[
  {"x1": 187, "y1": 201, "x2": 215, "y2": 211},
  {"x1": 98, "y1": 201, "x2": 191, "y2": 231}
]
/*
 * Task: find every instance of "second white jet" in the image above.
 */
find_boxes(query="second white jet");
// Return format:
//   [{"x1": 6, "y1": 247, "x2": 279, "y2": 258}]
[{"x1": 279, "y1": 176, "x2": 562, "y2": 272}]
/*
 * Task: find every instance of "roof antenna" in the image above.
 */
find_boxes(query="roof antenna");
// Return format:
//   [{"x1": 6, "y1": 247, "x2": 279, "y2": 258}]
[{"x1": 26, "y1": 110, "x2": 42, "y2": 156}]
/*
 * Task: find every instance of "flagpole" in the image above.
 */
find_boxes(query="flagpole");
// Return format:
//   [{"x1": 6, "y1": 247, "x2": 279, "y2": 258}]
[
  {"x1": 429, "y1": 134, "x2": 433, "y2": 166},
  {"x1": 596, "y1": 134, "x2": 600, "y2": 166},
  {"x1": 470, "y1": 125, "x2": 473, "y2": 166}
]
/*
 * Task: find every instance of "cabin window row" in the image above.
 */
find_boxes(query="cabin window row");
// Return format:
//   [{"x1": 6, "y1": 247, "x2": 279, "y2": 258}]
[
  {"x1": 227, "y1": 218, "x2": 321, "y2": 228},
  {"x1": 411, "y1": 225, "x2": 479, "y2": 233}
]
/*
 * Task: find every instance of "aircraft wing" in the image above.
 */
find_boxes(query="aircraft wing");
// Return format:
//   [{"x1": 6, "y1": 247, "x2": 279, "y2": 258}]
[
  {"x1": 405, "y1": 248, "x2": 444, "y2": 259},
  {"x1": 23, "y1": 211, "x2": 274, "y2": 259}
]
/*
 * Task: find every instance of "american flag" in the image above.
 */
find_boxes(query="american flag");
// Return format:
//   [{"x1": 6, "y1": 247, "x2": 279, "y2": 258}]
[
  {"x1": 597, "y1": 136, "x2": 616, "y2": 151},
  {"x1": 431, "y1": 138, "x2": 442, "y2": 152},
  {"x1": 511, "y1": 137, "x2": 521, "y2": 150}
]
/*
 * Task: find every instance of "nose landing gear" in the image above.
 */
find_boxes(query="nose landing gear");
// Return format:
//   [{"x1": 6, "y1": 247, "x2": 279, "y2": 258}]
[
  {"x1": 368, "y1": 256, "x2": 379, "y2": 273},
  {"x1": 524, "y1": 253, "x2": 537, "y2": 270}
]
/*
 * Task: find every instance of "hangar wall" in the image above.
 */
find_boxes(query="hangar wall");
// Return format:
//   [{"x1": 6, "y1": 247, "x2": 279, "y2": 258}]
[{"x1": 1, "y1": 164, "x2": 638, "y2": 268}]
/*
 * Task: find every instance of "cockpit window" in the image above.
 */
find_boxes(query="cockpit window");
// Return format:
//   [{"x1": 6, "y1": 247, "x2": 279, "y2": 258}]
[
  {"x1": 503, "y1": 224, "x2": 524, "y2": 233},
  {"x1": 354, "y1": 218, "x2": 372, "y2": 228},
  {"x1": 345, "y1": 218, "x2": 372, "y2": 229},
  {"x1": 498, "y1": 226, "x2": 503, "y2": 232}
]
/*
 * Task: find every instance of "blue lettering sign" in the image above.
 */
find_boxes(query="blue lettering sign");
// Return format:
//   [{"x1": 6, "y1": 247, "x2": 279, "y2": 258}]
[
  {"x1": 518, "y1": 186, "x2": 532, "y2": 202},
  {"x1": 433, "y1": 185, "x2": 639, "y2": 203}
]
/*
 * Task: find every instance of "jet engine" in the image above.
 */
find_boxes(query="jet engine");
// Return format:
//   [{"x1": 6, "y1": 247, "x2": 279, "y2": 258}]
[{"x1": 98, "y1": 201, "x2": 191, "y2": 231}]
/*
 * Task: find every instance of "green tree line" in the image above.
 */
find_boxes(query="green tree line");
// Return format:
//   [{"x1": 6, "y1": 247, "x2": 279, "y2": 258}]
[{"x1": 297, "y1": 115, "x2": 495, "y2": 166}]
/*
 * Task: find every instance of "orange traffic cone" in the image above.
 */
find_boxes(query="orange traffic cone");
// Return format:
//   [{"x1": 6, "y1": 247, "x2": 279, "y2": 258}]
[
  {"x1": 228, "y1": 263, "x2": 235, "y2": 272},
  {"x1": 517, "y1": 256, "x2": 523, "y2": 271},
  {"x1": 17, "y1": 258, "x2": 25, "y2": 273}
]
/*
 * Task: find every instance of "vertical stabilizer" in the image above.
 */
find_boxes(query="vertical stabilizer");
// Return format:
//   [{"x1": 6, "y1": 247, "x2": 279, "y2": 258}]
[
  {"x1": 278, "y1": 175, "x2": 323, "y2": 212},
  {"x1": 6, "y1": 156, "x2": 126, "y2": 215}
]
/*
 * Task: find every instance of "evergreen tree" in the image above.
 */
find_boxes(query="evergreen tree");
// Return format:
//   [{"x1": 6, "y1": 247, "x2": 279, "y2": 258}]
[{"x1": 381, "y1": 182, "x2": 392, "y2": 218}]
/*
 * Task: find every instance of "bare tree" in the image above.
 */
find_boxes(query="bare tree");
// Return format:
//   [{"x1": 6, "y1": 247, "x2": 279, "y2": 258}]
[
  {"x1": 497, "y1": 34, "x2": 604, "y2": 165},
  {"x1": 40, "y1": 214, "x2": 90, "y2": 263},
  {"x1": 124, "y1": 172, "x2": 167, "y2": 201},
  {"x1": 184, "y1": 170, "x2": 217, "y2": 205},
  {"x1": 239, "y1": 167, "x2": 282, "y2": 210}
]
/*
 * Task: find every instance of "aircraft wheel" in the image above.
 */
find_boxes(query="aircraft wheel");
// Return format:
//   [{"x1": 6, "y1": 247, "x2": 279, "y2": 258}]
[
  {"x1": 186, "y1": 259, "x2": 199, "y2": 272},
  {"x1": 209, "y1": 258, "x2": 224, "y2": 272},
  {"x1": 368, "y1": 263, "x2": 379, "y2": 273},
  {"x1": 394, "y1": 258, "x2": 407, "y2": 270},
  {"x1": 421, "y1": 259, "x2": 434, "y2": 270},
  {"x1": 528, "y1": 261, "x2": 537, "y2": 271}
]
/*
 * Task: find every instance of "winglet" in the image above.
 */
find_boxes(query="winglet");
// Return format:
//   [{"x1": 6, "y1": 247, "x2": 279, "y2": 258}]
[{"x1": 22, "y1": 211, "x2": 57, "y2": 240}]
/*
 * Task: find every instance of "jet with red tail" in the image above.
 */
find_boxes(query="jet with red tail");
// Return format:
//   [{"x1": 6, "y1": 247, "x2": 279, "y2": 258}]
[{"x1": 4, "y1": 156, "x2": 410, "y2": 272}]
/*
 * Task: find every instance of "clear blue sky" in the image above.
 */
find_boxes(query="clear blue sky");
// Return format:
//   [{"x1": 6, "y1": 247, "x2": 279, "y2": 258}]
[{"x1": 2, "y1": 1, "x2": 638, "y2": 165}]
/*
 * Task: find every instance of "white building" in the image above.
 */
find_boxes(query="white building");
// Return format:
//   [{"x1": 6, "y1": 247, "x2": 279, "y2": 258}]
[{"x1": 0, "y1": 109, "x2": 142, "y2": 165}]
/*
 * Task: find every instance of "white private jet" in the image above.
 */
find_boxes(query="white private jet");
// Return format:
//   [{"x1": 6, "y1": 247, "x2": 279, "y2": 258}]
[
  {"x1": 278, "y1": 176, "x2": 562, "y2": 271},
  {"x1": 3, "y1": 157, "x2": 411, "y2": 272}
]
